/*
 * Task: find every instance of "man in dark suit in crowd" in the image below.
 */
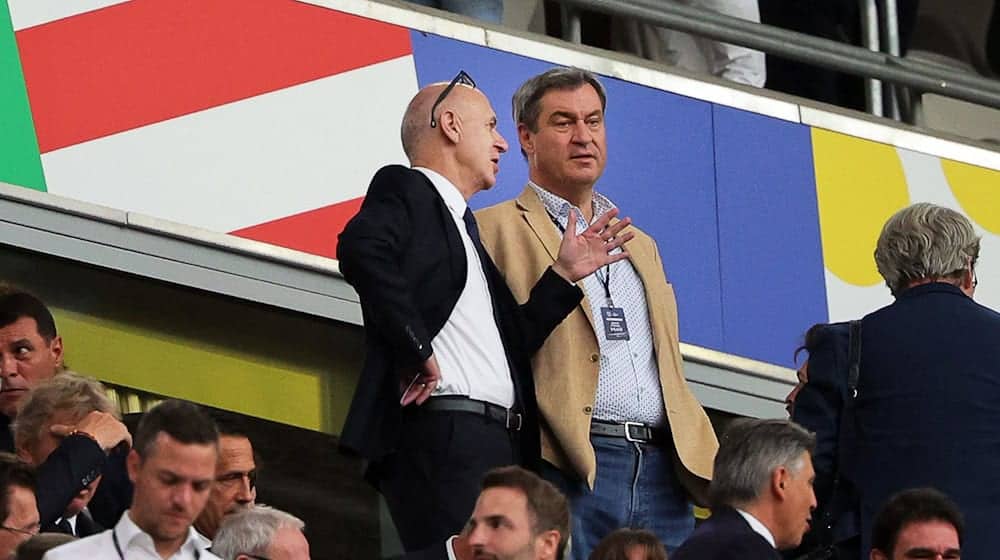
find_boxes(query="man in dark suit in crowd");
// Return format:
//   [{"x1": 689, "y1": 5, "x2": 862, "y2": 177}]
[
  {"x1": 869, "y1": 488, "x2": 963, "y2": 560},
  {"x1": 337, "y1": 72, "x2": 633, "y2": 553},
  {"x1": 795, "y1": 203, "x2": 1000, "y2": 559},
  {"x1": 14, "y1": 373, "x2": 121, "y2": 538},
  {"x1": 0, "y1": 289, "x2": 131, "y2": 529},
  {"x1": 671, "y1": 419, "x2": 816, "y2": 560},
  {"x1": 0, "y1": 454, "x2": 39, "y2": 559}
]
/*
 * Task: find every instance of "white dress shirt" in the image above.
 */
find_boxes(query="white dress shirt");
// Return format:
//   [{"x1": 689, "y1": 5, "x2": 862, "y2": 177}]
[
  {"x1": 413, "y1": 167, "x2": 514, "y2": 408},
  {"x1": 43, "y1": 510, "x2": 219, "y2": 560},
  {"x1": 736, "y1": 508, "x2": 777, "y2": 548},
  {"x1": 445, "y1": 535, "x2": 459, "y2": 560}
]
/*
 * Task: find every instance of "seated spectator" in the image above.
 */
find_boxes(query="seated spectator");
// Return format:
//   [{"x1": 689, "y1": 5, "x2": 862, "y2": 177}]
[
  {"x1": 589, "y1": 529, "x2": 667, "y2": 560},
  {"x1": 0, "y1": 453, "x2": 39, "y2": 559},
  {"x1": 0, "y1": 288, "x2": 65, "y2": 445},
  {"x1": 671, "y1": 419, "x2": 816, "y2": 560},
  {"x1": 42, "y1": 400, "x2": 221, "y2": 559},
  {"x1": 13, "y1": 534, "x2": 75, "y2": 560},
  {"x1": 194, "y1": 414, "x2": 257, "y2": 543},
  {"x1": 211, "y1": 505, "x2": 309, "y2": 560},
  {"x1": 13, "y1": 372, "x2": 124, "y2": 538},
  {"x1": 0, "y1": 288, "x2": 131, "y2": 528},
  {"x1": 870, "y1": 488, "x2": 963, "y2": 560},
  {"x1": 467, "y1": 466, "x2": 570, "y2": 560}
]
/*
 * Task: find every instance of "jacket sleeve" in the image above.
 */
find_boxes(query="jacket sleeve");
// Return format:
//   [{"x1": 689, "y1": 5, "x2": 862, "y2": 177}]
[
  {"x1": 792, "y1": 323, "x2": 850, "y2": 494},
  {"x1": 337, "y1": 167, "x2": 433, "y2": 367},
  {"x1": 502, "y1": 266, "x2": 583, "y2": 357},
  {"x1": 34, "y1": 435, "x2": 106, "y2": 525}
]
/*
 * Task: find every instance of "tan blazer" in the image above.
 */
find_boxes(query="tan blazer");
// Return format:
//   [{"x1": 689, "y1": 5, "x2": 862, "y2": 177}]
[{"x1": 476, "y1": 186, "x2": 718, "y2": 503}]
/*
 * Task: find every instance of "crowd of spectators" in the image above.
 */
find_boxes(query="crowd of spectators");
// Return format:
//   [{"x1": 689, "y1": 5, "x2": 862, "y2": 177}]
[{"x1": 2, "y1": 41, "x2": 996, "y2": 560}]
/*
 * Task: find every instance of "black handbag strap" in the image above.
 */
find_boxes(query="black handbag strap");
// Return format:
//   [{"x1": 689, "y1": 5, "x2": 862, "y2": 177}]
[
  {"x1": 801, "y1": 320, "x2": 862, "y2": 560},
  {"x1": 846, "y1": 320, "x2": 862, "y2": 399}
]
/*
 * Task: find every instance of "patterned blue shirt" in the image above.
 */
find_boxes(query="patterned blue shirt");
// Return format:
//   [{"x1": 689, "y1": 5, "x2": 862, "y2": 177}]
[{"x1": 529, "y1": 183, "x2": 667, "y2": 426}]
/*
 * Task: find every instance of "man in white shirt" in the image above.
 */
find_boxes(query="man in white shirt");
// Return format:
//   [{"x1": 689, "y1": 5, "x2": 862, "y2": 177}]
[
  {"x1": 43, "y1": 399, "x2": 220, "y2": 560},
  {"x1": 671, "y1": 419, "x2": 817, "y2": 560}
]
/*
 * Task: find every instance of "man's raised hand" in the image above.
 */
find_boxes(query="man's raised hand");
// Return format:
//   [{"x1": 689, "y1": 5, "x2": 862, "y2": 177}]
[{"x1": 552, "y1": 208, "x2": 634, "y2": 283}]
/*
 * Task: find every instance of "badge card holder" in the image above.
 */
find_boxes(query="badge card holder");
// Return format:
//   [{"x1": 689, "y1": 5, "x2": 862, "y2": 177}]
[{"x1": 598, "y1": 266, "x2": 629, "y2": 341}]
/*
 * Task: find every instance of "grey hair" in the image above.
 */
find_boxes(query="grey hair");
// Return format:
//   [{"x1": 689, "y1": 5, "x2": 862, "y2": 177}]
[
  {"x1": 13, "y1": 371, "x2": 117, "y2": 452},
  {"x1": 212, "y1": 505, "x2": 305, "y2": 560},
  {"x1": 874, "y1": 203, "x2": 980, "y2": 296},
  {"x1": 708, "y1": 419, "x2": 816, "y2": 509},
  {"x1": 512, "y1": 67, "x2": 607, "y2": 132}
]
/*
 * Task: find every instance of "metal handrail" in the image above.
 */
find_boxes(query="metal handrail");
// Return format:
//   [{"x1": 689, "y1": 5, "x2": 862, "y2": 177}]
[{"x1": 558, "y1": 0, "x2": 1000, "y2": 112}]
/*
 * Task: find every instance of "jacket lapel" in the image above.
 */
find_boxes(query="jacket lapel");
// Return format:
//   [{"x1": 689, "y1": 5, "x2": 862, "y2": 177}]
[{"x1": 515, "y1": 186, "x2": 597, "y2": 329}]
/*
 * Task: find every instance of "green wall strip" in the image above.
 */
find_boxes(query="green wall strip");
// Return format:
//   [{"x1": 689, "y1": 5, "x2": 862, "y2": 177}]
[{"x1": 0, "y1": 0, "x2": 46, "y2": 191}]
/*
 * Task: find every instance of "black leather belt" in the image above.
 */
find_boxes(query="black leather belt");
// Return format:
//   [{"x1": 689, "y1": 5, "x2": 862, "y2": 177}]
[
  {"x1": 422, "y1": 396, "x2": 523, "y2": 431},
  {"x1": 591, "y1": 420, "x2": 668, "y2": 445}
]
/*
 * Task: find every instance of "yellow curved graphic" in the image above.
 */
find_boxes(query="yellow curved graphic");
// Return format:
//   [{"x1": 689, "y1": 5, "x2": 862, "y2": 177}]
[
  {"x1": 812, "y1": 129, "x2": 910, "y2": 286},
  {"x1": 942, "y1": 159, "x2": 1000, "y2": 235}
]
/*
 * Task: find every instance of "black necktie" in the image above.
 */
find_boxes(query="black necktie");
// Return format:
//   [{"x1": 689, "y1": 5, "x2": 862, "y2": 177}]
[
  {"x1": 462, "y1": 208, "x2": 523, "y2": 409},
  {"x1": 55, "y1": 517, "x2": 73, "y2": 536},
  {"x1": 462, "y1": 208, "x2": 485, "y2": 254}
]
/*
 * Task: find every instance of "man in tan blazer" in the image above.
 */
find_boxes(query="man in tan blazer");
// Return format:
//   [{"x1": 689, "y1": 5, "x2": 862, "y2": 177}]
[{"x1": 476, "y1": 67, "x2": 718, "y2": 559}]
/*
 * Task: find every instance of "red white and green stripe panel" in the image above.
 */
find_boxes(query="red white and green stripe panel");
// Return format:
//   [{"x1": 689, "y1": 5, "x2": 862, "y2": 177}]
[{"x1": 2, "y1": 0, "x2": 418, "y2": 258}]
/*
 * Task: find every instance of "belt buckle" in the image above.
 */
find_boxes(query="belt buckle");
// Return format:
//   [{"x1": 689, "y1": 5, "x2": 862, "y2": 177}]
[
  {"x1": 623, "y1": 421, "x2": 645, "y2": 442},
  {"x1": 505, "y1": 409, "x2": 523, "y2": 431}
]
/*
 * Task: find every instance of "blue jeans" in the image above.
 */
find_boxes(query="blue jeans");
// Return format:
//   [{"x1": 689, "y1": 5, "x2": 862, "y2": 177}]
[
  {"x1": 406, "y1": 0, "x2": 503, "y2": 23},
  {"x1": 542, "y1": 434, "x2": 695, "y2": 560}
]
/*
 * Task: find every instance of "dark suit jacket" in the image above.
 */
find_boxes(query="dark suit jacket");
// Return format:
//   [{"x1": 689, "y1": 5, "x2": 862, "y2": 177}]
[
  {"x1": 800, "y1": 283, "x2": 1000, "y2": 559},
  {"x1": 671, "y1": 507, "x2": 780, "y2": 560},
  {"x1": 0, "y1": 415, "x2": 110, "y2": 527},
  {"x1": 791, "y1": 321, "x2": 860, "y2": 548},
  {"x1": 337, "y1": 165, "x2": 583, "y2": 474}
]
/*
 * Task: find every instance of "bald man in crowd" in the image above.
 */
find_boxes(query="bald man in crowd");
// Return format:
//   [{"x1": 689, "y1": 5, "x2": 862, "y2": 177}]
[{"x1": 337, "y1": 71, "x2": 633, "y2": 552}]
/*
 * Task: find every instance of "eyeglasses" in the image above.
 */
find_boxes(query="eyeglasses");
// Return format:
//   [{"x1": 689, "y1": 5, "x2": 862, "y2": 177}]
[
  {"x1": 430, "y1": 70, "x2": 476, "y2": 128},
  {"x1": 216, "y1": 469, "x2": 257, "y2": 491},
  {"x1": 0, "y1": 522, "x2": 40, "y2": 536}
]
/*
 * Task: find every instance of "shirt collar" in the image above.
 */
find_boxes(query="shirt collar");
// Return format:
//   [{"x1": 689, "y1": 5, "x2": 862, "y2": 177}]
[
  {"x1": 415, "y1": 167, "x2": 467, "y2": 218},
  {"x1": 118, "y1": 511, "x2": 206, "y2": 557},
  {"x1": 445, "y1": 535, "x2": 458, "y2": 560},
  {"x1": 528, "y1": 181, "x2": 616, "y2": 226},
  {"x1": 736, "y1": 508, "x2": 776, "y2": 548}
]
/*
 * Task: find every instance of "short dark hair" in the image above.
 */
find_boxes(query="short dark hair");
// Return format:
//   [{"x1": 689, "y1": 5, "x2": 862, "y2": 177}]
[
  {"x1": 481, "y1": 466, "x2": 570, "y2": 560},
  {"x1": 205, "y1": 408, "x2": 250, "y2": 439},
  {"x1": 588, "y1": 528, "x2": 667, "y2": 560},
  {"x1": 0, "y1": 289, "x2": 57, "y2": 342},
  {"x1": 512, "y1": 67, "x2": 608, "y2": 133},
  {"x1": 871, "y1": 488, "x2": 964, "y2": 556},
  {"x1": 133, "y1": 400, "x2": 219, "y2": 459},
  {"x1": 0, "y1": 453, "x2": 36, "y2": 525}
]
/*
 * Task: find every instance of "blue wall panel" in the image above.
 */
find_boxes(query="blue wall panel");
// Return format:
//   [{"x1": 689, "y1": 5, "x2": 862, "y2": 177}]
[
  {"x1": 410, "y1": 31, "x2": 725, "y2": 350},
  {"x1": 713, "y1": 105, "x2": 827, "y2": 367}
]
